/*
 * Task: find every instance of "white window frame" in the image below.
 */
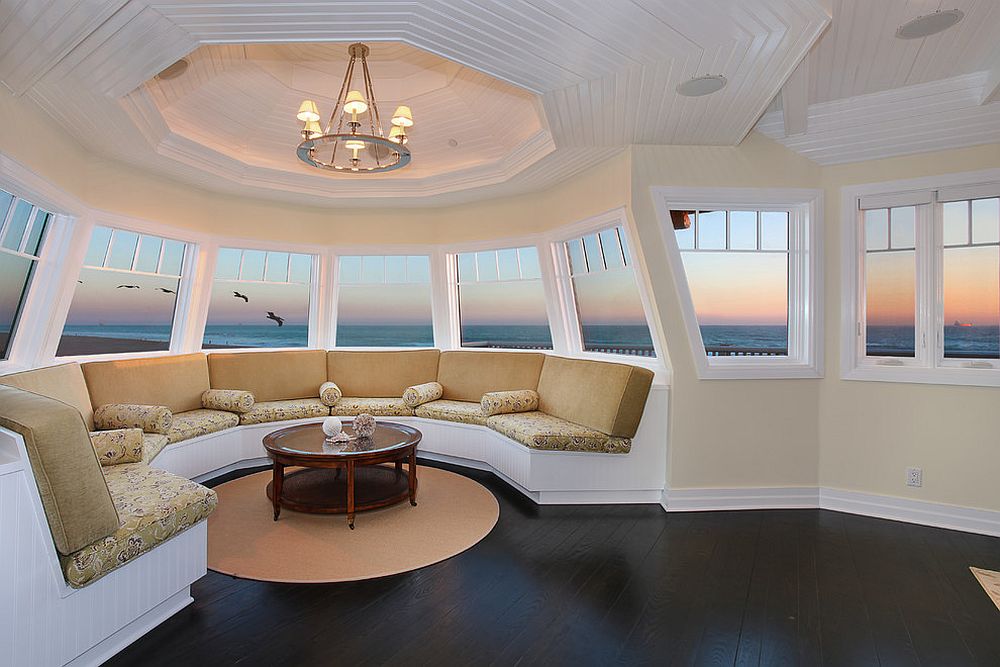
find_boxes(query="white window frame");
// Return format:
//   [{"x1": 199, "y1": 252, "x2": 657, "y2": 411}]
[
  {"x1": 330, "y1": 250, "x2": 437, "y2": 350},
  {"x1": 842, "y1": 168, "x2": 1000, "y2": 387},
  {"x1": 652, "y1": 186, "x2": 823, "y2": 380},
  {"x1": 551, "y1": 208, "x2": 666, "y2": 368},
  {"x1": 199, "y1": 245, "x2": 321, "y2": 352}
]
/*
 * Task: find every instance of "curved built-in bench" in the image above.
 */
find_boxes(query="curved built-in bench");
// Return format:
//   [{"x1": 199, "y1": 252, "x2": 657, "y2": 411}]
[{"x1": 0, "y1": 348, "x2": 666, "y2": 664}]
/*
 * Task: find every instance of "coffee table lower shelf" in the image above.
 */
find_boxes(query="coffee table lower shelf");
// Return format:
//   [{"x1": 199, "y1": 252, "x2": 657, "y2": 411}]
[{"x1": 267, "y1": 464, "x2": 416, "y2": 528}]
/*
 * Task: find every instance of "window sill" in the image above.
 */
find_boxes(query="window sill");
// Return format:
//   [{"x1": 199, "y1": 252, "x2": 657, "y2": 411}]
[
  {"x1": 696, "y1": 360, "x2": 822, "y2": 380},
  {"x1": 844, "y1": 364, "x2": 1000, "y2": 387}
]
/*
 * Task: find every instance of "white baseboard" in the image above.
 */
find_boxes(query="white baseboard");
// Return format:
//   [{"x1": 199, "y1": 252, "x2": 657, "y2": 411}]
[{"x1": 661, "y1": 485, "x2": 1000, "y2": 537}]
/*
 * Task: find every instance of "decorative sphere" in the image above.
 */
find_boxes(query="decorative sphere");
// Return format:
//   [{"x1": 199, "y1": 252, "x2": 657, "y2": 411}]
[
  {"x1": 353, "y1": 413, "x2": 377, "y2": 438},
  {"x1": 322, "y1": 416, "x2": 343, "y2": 438}
]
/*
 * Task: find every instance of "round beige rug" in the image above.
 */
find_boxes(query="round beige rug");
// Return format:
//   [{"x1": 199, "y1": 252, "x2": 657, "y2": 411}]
[{"x1": 207, "y1": 466, "x2": 499, "y2": 583}]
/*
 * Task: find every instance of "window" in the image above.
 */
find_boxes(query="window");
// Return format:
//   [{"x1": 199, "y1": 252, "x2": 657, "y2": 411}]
[
  {"x1": 0, "y1": 190, "x2": 50, "y2": 360},
  {"x1": 58, "y1": 226, "x2": 187, "y2": 356},
  {"x1": 564, "y1": 226, "x2": 654, "y2": 357},
  {"x1": 203, "y1": 248, "x2": 314, "y2": 348},
  {"x1": 673, "y1": 209, "x2": 790, "y2": 357},
  {"x1": 336, "y1": 255, "x2": 433, "y2": 347},
  {"x1": 456, "y1": 246, "x2": 552, "y2": 350},
  {"x1": 654, "y1": 187, "x2": 821, "y2": 378},
  {"x1": 845, "y1": 172, "x2": 1000, "y2": 385}
]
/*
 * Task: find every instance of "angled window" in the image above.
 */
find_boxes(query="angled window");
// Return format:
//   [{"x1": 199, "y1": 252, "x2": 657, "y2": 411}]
[
  {"x1": 203, "y1": 248, "x2": 314, "y2": 349},
  {"x1": 674, "y1": 209, "x2": 790, "y2": 357},
  {"x1": 845, "y1": 173, "x2": 1000, "y2": 385},
  {"x1": 655, "y1": 187, "x2": 821, "y2": 378},
  {"x1": 564, "y1": 226, "x2": 654, "y2": 357},
  {"x1": 336, "y1": 255, "x2": 433, "y2": 347},
  {"x1": 456, "y1": 246, "x2": 552, "y2": 350},
  {"x1": 0, "y1": 190, "x2": 51, "y2": 360},
  {"x1": 58, "y1": 226, "x2": 187, "y2": 356}
]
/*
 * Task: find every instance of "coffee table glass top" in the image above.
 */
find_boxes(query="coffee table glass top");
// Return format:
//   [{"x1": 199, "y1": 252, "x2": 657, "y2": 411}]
[{"x1": 263, "y1": 421, "x2": 420, "y2": 458}]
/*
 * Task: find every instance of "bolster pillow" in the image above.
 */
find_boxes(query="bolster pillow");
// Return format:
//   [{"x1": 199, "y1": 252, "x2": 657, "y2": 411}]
[
  {"x1": 202, "y1": 388, "x2": 255, "y2": 414},
  {"x1": 319, "y1": 381, "x2": 343, "y2": 407},
  {"x1": 89, "y1": 428, "x2": 144, "y2": 467},
  {"x1": 402, "y1": 381, "x2": 443, "y2": 408},
  {"x1": 94, "y1": 403, "x2": 172, "y2": 435},
  {"x1": 481, "y1": 389, "x2": 540, "y2": 416}
]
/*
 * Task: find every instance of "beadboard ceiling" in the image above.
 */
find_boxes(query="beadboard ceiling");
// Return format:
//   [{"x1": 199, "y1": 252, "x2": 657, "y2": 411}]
[
  {"x1": 1, "y1": 1, "x2": 997, "y2": 200},
  {"x1": 0, "y1": 0, "x2": 832, "y2": 205},
  {"x1": 757, "y1": 0, "x2": 1000, "y2": 164}
]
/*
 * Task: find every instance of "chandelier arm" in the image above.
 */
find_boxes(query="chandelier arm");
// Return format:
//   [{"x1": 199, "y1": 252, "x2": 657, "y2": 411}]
[
  {"x1": 359, "y1": 54, "x2": 384, "y2": 168},
  {"x1": 329, "y1": 54, "x2": 359, "y2": 164},
  {"x1": 326, "y1": 52, "x2": 354, "y2": 134}
]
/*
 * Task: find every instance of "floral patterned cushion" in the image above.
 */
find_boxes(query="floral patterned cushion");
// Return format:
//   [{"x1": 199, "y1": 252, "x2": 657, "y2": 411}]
[
  {"x1": 330, "y1": 397, "x2": 414, "y2": 417},
  {"x1": 486, "y1": 411, "x2": 631, "y2": 454},
  {"x1": 415, "y1": 399, "x2": 489, "y2": 426},
  {"x1": 201, "y1": 389, "x2": 255, "y2": 414},
  {"x1": 94, "y1": 403, "x2": 172, "y2": 435},
  {"x1": 402, "y1": 381, "x2": 443, "y2": 408},
  {"x1": 480, "y1": 389, "x2": 539, "y2": 416},
  {"x1": 238, "y1": 399, "x2": 330, "y2": 425},
  {"x1": 142, "y1": 433, "x2": 169, "y2": 464},
  {"x1": 167, "y1": 409, "x2": 239, "y2": 444},
  {"x1": 89, "y1": 429, "x2": 144, "y2": 466},
  {"x1": 59, "y1": 463, "x2": 217, "y2": 588},
  {"x1": 319, "y1": 382, "x2": 343, "y2": 407}
]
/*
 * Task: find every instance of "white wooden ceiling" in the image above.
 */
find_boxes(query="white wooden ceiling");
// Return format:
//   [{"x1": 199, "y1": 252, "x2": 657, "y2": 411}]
[
  {"x1": 0, "y1": 0, "x2": 833, "y2": 204},
  {"x1": 757, "y1": 0, "x2": 1000, "y2": 164}
]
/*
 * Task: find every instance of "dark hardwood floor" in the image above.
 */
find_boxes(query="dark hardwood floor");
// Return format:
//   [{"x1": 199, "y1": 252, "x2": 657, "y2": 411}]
[{"x1": 109, "y1": 461, "x2": 1000, "y2": 667}]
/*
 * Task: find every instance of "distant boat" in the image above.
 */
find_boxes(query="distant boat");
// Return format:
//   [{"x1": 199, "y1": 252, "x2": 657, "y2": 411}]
[{"x1": 953, "y1": 320, "x2": 974, "y2": 327}]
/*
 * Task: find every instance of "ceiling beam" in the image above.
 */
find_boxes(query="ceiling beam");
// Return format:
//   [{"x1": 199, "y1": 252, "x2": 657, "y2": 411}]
[
  {"x1": 981, "y1": 44, "x2": 1000, "y2": 105},
  {"x1": 781, "y1": 58, "x2": 810, "y2": 136}
]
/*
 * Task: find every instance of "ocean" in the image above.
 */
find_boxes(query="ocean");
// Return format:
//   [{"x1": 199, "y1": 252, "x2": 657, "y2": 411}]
[
  {"x1": 700, "y1": 325, "x2": 787, "y2": 355},
  {"x1": 867, "y1": 325, "x2": 1000, "y2": 358}
]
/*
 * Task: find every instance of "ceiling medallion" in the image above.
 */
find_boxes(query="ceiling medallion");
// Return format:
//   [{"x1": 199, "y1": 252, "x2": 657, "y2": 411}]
[{"x1": 295, "y1": 43, "x2": 414, "y2": 174}]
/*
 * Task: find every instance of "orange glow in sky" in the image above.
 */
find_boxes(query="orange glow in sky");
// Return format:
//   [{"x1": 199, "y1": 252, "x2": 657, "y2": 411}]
[{"x1": 681, "y1": 253, "x2": 788, "y2": 325}]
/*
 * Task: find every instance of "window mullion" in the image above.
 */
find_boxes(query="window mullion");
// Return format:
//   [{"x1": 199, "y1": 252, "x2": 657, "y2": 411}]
[{"x1": 915, "y1": 202, "x2": 937, "y2": 368}]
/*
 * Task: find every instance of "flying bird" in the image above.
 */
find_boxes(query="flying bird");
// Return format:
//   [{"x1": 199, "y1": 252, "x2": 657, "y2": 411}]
[
  {"x1": 233, "y1": 291, "x2": 249, "y2": 303},
  {"x1": 155, "y1": 288, "x2": 176, "y2": 294},
  {"x1": 266, "y1": 311, "x2": 285, "y2": 327},
  {"x1": 116, "y1": 284, "x2": 140, "y2": 289}
]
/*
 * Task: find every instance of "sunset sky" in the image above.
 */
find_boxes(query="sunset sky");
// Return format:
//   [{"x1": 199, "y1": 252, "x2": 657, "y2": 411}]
[
  {"x1": 206, "y1": 280, "x2": 310, "y2": 326},
  {"x1": 63, "y1": 268, "x2": 181, "y2": 326},
  {"x1": 680, "y1": 253, "x2": 788, "y2": 326},
  {"x1": 338, "y1": 284, "x2": 432, "y2": 326},
  {"x1": 0, "y1": 253, "x2": 32, "y2": 329}
]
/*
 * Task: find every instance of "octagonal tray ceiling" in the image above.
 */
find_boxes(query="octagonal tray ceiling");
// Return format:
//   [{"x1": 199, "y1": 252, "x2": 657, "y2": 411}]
[{"x1": 0, "y1": 0, "x2": 831, "y2": 206}]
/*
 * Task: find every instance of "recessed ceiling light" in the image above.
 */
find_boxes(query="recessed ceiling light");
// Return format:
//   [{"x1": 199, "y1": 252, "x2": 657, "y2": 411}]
[
  {"x1": 676, "y1": 75, "x2": 727, "y2": 97},
  {"x1": 896, "y1": 9, "x2": 964, "y2": 39},
  {"x1": 155, "y1": 59, "x2": 189, "y2": 80}
]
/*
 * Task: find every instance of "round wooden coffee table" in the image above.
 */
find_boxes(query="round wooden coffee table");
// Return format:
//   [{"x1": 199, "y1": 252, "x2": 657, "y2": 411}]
[{"x1": 263, "y1": 420, "x2": 421, "y2": 529}]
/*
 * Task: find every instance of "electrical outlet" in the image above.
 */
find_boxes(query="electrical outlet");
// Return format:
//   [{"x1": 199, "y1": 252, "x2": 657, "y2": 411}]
[{"x1": 906, "y1": 467, "x2": 922, "y2": 488}]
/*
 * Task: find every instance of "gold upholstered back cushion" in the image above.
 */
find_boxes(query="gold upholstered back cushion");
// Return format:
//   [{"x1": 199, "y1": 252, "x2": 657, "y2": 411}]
[
  {"x1": 0, "y1": 362, "x2": 96, "y2": 430},
  {"x1": 0, "y1": 384, "x2": 119, "y2": 555},
  {"x1": 436, "y1": 351, "x2": 546, "y2": 402},
  {"x1": 83, "y1": 353, "x2": 210, "y2": 414},
  {"x1": 208, "y1": 350, "x2": 327, "y2": 401},
  {"x1": 536, "y1": 355, "x2": 654, "y2": 438},
  {"x1": 327, "y1": 349, "x2": 440, "y2": 397}
]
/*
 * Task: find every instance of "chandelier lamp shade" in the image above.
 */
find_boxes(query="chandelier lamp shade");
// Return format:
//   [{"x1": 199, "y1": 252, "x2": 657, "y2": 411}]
[{"x1": 295, "y1": 43, "x2": 413, "y2": 174}]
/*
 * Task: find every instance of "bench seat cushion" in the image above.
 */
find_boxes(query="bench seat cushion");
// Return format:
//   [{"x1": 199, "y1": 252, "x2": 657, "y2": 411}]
[
  {"x1": 486, "y1": 411, "x2": 631, "y2": 454},
  {"x1": 415, "y1": 399, "x2": 488, "y2": 426},
  {"x1": 167, "y1": 409, "x2": 239, "y2": 444},
  {"x1": 238, "y1": 399, "x2": 329, "y2": 425},
  {"x1": 331, "y1": 397, "x2": 414, "y2": 417},
  {"x1": 142, "y1": 433, "x2": 169, "y2": 464},
  {"x1": 60, "y1": 463, "x2": 216, "y2": 588}
]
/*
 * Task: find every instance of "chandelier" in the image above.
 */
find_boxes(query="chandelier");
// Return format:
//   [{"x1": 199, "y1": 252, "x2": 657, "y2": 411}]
[{"x1": 295, "y1": 43, "x2": 413, "y2": 174}]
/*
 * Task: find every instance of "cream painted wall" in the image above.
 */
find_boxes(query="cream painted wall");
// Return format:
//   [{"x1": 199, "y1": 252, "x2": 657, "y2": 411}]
[
  {"x1": 2, "y1": 91, "x2": 628, "y2": 245},
  {"x1": 819, "y1": 144, "x2": 1000, "y2": 511},
  {"x1": 628, "y1": 135, "x2": 824, "y2": 491}
]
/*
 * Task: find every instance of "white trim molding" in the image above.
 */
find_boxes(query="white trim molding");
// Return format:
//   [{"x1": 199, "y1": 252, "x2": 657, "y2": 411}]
[
  {"x1": 651, "y1": 186, "x2": 824, "y2": 379},
  {"x1": 660, "y1": 486, "x2": 1000, "y2": 537}
]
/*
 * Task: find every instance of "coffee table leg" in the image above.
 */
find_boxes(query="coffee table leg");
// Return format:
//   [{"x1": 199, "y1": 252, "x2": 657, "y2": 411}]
[
  {"x1": 272, "y1": 462, "x2": 284, "y2": 521},
  {"x1": 347, "y1": 460, "x2": 356, "y2": 529},
  {"x1": 409, "y1": 450, "x2": 418, "y2": 506}
]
